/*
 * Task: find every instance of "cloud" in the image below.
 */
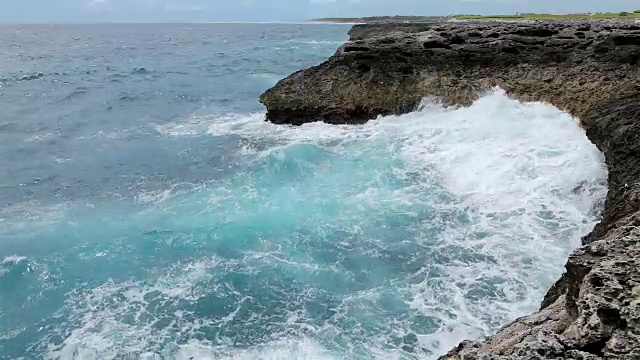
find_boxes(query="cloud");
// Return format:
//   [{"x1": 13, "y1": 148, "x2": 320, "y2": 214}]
[
  {"x1": 86, "y1": 0, "x2": 111, "y2": 9},
  {"x1": 311, "y1": 0, "x2": 361, "y2": 3},
  {"x1": 3, "y1": 0, "x2": 640, "y2": 23},
  {"x1": 165, "y1": 3, "x2": 203, "y2": 11}
]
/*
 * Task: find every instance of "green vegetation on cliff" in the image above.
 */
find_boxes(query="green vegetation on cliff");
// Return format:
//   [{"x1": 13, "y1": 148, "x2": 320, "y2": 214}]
[
  {"x1": 313, "y1": 11, "x2": 640, "y2": 23},
  {"x1": 456, "y1": 12, "x2": 640, "y2": 19}
]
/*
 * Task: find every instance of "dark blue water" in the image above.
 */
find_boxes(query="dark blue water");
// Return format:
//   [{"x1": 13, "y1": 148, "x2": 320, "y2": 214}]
[{"x1": 0, "y1": 24, "x2": 607, "y2": 359}]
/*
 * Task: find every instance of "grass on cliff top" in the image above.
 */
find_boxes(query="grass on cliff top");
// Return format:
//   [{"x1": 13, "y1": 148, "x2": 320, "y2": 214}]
[
  {"x1": 314, "y1": 11, "x2": 640, "y2": 23},
  {"x1": 456, "y1": 12, "x2": 640, "y2": 20}
]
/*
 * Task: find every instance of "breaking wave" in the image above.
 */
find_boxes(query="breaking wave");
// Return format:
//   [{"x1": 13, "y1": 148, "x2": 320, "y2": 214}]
[{"x1": 7, "y1": 89, "x2": 606, "y2": 359}]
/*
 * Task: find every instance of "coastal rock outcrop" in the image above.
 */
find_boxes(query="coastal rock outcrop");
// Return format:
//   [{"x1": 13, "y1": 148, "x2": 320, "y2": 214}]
[{"x1": 261, "y1": 20, "x2": 640, "y2": 359}]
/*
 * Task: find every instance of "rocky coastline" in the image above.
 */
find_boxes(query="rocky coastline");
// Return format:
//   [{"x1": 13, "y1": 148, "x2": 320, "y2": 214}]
[{"x1": 261, "y1": 20, "x2": 640, "y2": 359}]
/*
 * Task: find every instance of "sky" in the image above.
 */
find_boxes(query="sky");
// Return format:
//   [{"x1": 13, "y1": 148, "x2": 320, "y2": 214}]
[{"x1": 1, "y1": 0, "x2": 639, "y2": 23}]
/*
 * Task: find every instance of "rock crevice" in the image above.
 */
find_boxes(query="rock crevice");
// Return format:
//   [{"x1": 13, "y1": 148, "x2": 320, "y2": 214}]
[{"x1": 260, "y1": 20, "x2": 640, "y2": 359}]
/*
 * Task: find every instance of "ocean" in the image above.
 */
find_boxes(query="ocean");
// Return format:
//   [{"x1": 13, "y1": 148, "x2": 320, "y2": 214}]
[{"x1": 0, "y1": 23, "x2": 608, "y2": 359}]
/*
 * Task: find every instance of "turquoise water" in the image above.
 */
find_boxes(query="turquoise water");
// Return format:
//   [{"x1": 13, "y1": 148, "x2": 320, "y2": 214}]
[{"x1": 0, "y1": 24, "x2": 607, "y2": 359}]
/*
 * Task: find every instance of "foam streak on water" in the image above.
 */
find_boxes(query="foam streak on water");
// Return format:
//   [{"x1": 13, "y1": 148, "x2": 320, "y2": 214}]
[{"x1": 1, "y1": 90, "x2": 606, "y2": 360}]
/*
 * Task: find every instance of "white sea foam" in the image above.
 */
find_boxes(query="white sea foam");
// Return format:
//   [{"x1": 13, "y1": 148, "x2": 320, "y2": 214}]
[
  {"x1": 134, "y1": 338, "x2": 334, "y2": 360},
  {"x1": 174, "y1": 337, "x2": 334, "y2": 360},
  {"x1": 1, "y1": 255, "x2": 27, "y2": 265},
  {"x1": 0, "y1": 255, "x2": 29, "y2": 279},
  {"x1": 52, "y1": 156, "x2": 74, "y2": 163},
  {"x1": 0, "y1": 201, "x2": 70, "y2": 235},
  {"x1": 44, "y1": 255, "x2": 333, "y2": 360},
  {"x1": 26, "y1": 132, "x2": 57, "y2": 142},
  {"x1": 48, "y1": 89, "x2": 607, "y2": 359},
  {"x1": 44, "y1": 257, "x2": 224, "y2": 360},
  {"x1": 154, "y1": 113, "x2": 265, "y2": 138}
]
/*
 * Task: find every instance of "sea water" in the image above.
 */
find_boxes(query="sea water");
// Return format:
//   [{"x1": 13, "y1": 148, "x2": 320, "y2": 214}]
[{"x1": 0, "y1": 24, "x2": 607, "y2": 359}]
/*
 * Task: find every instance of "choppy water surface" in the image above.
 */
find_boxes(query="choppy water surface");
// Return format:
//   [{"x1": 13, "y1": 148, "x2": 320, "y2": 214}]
[{"x1": 0, "y1": 24, "x2": 607, "y2": 359}]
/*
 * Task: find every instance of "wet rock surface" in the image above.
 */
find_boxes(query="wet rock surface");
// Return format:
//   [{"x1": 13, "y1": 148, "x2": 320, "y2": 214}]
[{"x1": 261, "y1": 20, "x2": 640, "y2": 359}]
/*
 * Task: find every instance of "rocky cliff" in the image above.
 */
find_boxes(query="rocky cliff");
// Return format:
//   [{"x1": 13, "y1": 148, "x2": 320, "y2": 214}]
[{"x1": 260, "y1": 20, "x2": 640, "y2": 359}]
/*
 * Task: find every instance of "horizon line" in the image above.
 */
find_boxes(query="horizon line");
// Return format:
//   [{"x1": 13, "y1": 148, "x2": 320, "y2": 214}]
[{"x1": 0, "y1": 20, "x2": 355, "y2": 25}]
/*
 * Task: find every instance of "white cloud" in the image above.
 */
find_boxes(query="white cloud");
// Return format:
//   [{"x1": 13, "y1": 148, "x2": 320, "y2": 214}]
[
  {"x1": 165, "y1": 3, "x2": 203, "y2": 11},
  {"x1": 86, "y1": 0, "x2": 111, "y2": 10},
  {"x1": 311, "y1": 0, "x2": 362, "y2": 3}
]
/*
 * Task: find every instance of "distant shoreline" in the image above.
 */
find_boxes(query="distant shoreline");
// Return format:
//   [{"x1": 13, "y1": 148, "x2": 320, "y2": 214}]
[
  {"x1": 312, "y1": 11, "x2": 640, "y2": 23},
  {"x1": 311, "y1": 16, "x2": 450, "y2": 24},
  {"x1": 457, "y1": 11, "x2": 640, "y2": 20}
]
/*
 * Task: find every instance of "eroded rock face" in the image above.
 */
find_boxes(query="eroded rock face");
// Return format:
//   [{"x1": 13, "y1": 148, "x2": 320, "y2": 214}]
[
  {"x1": 261, "y1": 20, "x2": 640, "y2": 359},
  {"x1": 261, "y1": 20, "x2": 640, "y2": 125}
]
